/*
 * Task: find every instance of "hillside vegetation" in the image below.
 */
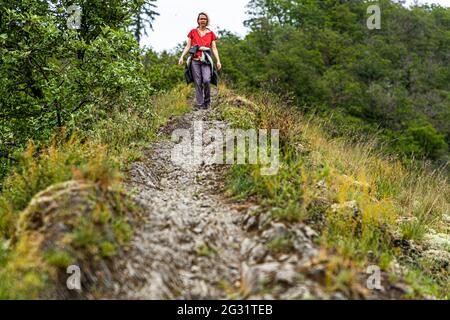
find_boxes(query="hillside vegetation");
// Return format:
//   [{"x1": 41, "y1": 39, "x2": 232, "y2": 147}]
[
  {"x1": 217, "y1": 86, "x2": 449, "y2": 298},
  {"x1": 0, "y1": 0, "x2": 449, "y2": 299},
  {"x1": 218, "y1": 0, "x2": 450, "y2": 165}
]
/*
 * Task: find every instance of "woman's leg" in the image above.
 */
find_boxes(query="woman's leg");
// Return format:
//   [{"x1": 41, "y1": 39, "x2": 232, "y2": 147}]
[
  {"x1": 201, "y1": 63, "x2": 212, "y2": 107},
  {"x1": 191, "y1": 60, "x2": 204, "y2": 107}
]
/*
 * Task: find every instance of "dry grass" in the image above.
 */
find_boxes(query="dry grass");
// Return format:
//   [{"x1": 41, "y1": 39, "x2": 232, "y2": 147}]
[
  {"x1": 0, "y1": 84, "x2": 192, "y2": 299},
  {"x1": 219, "y1": 85, "x2": 450, "y2": 298}
]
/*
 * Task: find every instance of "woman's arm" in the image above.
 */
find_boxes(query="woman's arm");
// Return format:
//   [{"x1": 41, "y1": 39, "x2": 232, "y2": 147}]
[
  {"x1": 178, "y1": 37, "x2": 192, "y2": 65},
  {"x1": 211, "y1": 40, "x2": 221, "y2": 70}
]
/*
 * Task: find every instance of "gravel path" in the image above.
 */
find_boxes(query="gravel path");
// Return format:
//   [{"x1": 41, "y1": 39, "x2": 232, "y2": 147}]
[
  {"x1": 113, "y1": 105, "x2": 247, "y2": 299},
  {"x1": 106, "y1": 90, "x2": 335, "y2": 300}
]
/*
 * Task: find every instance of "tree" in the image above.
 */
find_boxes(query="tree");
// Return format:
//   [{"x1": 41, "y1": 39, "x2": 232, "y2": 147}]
[
  {"x1": 220, "y1": 0, "x2": 450, "y2": 162},
  {"x1": 0, "y1": 0, "x2": 151, "y2": 178},
  {"x1": 130, "y1": 0, "x2": 159, "y2": 43}
]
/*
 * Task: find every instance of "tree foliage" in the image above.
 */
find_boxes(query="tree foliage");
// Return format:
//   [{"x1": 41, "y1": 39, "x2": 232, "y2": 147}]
[
  {"x1": 130, "y1": 0, "x2": 159, "y2": 43},
  {"x1": 0, "y1": 0, "x2": 161, "y2": 180},
  {"x1": 219, "y1": 0, "x2": 450, "y2": 162}
]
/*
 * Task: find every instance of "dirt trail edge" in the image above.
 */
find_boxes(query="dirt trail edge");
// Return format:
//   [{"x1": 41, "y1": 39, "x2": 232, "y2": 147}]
[{"x1": 105, "y1": 89, "x2": 348, "y2": 300}]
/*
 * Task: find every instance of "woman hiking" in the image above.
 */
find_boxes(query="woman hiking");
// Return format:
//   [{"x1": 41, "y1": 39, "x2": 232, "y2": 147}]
[{"x1": 178, "y1": 12, "x2": 222, "y2": 109}]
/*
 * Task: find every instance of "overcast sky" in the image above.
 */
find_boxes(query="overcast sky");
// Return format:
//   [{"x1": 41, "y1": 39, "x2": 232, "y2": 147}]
[{"x1": 140, "y1": 0, "x2": 450, "y2": 53}]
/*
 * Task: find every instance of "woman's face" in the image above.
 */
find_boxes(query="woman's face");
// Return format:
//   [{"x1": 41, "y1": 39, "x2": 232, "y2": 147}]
[{"x1": 198, "y1": 15, "x2": 208, "y2": 27}]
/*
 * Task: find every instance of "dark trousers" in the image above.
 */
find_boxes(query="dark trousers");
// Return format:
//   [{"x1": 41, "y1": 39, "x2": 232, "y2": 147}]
[{"x1": 191, "y1": 59, "x2": 212, "y2": 107}]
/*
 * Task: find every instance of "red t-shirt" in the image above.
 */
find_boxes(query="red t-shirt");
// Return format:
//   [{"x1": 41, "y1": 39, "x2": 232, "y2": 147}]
[{"x1": 187, "y1": 28, "x2": 217, "y2": 59}]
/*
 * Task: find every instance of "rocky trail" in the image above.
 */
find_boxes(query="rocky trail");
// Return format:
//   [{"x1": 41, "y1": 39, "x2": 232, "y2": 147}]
[{"x1": 103, "y1": 89, "x2": 365, "y2": 300}]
